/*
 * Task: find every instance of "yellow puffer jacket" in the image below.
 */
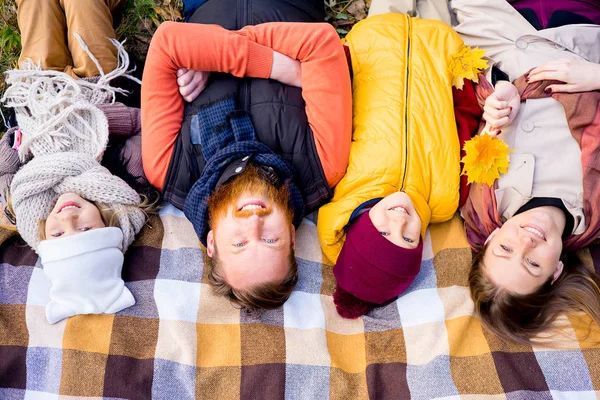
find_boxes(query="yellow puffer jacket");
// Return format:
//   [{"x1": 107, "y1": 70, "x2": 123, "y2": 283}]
[{"x1": 317, "y1": 13, "x2": 473, "y2": 264}]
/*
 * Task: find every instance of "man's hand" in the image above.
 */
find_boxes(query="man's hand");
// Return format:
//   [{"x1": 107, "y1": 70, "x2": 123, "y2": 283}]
[
  {"x1": 527, "y1": 58, "x2": 600, "y2": 93},
  {"x1": 177, "y1": 68, "x2": 210, "y2": 102},
  {"x1": 269, "y1": 51, "x2": 302, "y2": 88},
  {"x1": 483, "y1": 81, "x2": 521, "y2": 136}
]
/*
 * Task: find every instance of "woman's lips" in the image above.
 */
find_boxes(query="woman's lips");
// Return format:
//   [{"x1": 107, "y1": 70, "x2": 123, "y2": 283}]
[
  {"x1": 57, "y1": 201, "x2": 81, "y2": 213},
  {"x1": 521, "y1": 224, "x2": 547, "y2": 241}
]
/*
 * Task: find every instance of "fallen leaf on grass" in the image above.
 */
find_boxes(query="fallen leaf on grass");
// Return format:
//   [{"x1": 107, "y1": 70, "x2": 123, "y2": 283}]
[{"x1": 346, "y1": 0, "x2": 367, "y2": 20}]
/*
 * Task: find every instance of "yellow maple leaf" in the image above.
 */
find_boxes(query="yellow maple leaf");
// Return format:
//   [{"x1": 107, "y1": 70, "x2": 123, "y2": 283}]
[
  {"x1": 450, "y1": 46, "x2": 489, "y2": 89},
  {"x1": 461, "y1": 134, "x2": 512, "y2": 186}
]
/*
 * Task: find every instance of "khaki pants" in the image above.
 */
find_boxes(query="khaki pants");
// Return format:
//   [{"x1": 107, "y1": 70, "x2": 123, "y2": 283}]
[
  {"x1": 368, "y1": 0, "x2": 451, "y2": 24},
  {"x1": 17, "y1": 0, "x2": 126, "y2": 78}
]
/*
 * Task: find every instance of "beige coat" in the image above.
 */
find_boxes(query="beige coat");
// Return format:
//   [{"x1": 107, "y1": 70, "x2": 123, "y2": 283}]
[{"x1": 452, "y1": 0, "x2": 600, "y2": 234}]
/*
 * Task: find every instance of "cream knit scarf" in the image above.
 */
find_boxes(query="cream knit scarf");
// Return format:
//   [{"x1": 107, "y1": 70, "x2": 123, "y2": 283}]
[
  {"x1": 1, "y1": 37, "x2": 140, "y2": 162},
  {"x1": 10, "y1": 152, "x2": 146, "y2": 253}
]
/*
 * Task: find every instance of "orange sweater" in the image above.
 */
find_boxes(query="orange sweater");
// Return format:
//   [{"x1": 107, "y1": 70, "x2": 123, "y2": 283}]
[{"x1": 141, "y1": 21, "x2": 352, "y2": 190}]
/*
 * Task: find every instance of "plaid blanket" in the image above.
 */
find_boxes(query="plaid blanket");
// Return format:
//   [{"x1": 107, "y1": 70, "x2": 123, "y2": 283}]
[{"x1": 1, "y1": 204, "x2": 599, "y2": 399}]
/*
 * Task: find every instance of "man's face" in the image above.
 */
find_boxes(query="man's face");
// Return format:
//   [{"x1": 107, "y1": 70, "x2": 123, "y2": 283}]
[{"x1": 206, "y1": 166, "x2": 295, "y2": 291}]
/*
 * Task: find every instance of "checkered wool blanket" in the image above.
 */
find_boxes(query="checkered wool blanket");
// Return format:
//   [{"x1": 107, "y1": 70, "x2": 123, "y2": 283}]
[{"x1": 1, "y1": 204, "x2": 600, "y2": 399}]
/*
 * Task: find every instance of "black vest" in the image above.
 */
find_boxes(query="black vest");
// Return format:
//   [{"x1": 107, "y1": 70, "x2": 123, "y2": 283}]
[{"x1": 162, "y1": 0, "x2": 332, "y2": 214}]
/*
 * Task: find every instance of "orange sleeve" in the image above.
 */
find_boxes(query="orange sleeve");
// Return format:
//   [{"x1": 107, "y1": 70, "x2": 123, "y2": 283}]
[
  {"x1": 241, "y1": 22, "x2": 352, "y2": 187},
  {"x1": 141, "y1": 22, "x2": 274, "y2": 189},
  {"x1": 141, "y1": 21, "x2": 351, "y2": 190}
]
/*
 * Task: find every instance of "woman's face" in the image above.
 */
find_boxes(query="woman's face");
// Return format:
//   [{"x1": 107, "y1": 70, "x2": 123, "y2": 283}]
[
  {"x1": 483, "y1": 207, "x2": 565, "y2": 295},
  {"x1": 44, "y1": 193, "x2": 105, "y2": 240},
  {"x1": 368, "y1": 192, "x2": 421, "y2": 249}
]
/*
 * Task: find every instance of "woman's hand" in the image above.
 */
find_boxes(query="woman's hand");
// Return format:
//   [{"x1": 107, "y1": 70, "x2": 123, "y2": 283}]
[
  {"x1": 177, "y1": 68, "x2": 210, "y2": 102},
  {"x1": 527, "y1": 58, "x2": 600, "y2": 93},
  {"x1": 483, "y1": 81, "x2": 521, "y2": 136},
  {"x1": 269, "y1": 51, "x2": 302, "y2": 88}
]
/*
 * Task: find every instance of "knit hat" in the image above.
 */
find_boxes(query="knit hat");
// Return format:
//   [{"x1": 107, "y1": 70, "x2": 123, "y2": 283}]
[
  {"x1": 38, "y1": 227, "x2": 135, "y2": 324},
  {"x1": 10, "y1": 152, "x2": 146, "y2": 252},
  {"x1": 333, "y1": 212, "x2": 423, "y2": 319}
]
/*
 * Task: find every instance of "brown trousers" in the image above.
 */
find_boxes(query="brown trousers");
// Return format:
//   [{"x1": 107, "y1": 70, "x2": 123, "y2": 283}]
[{"x1": 17, "y1": 0, "x2": 126, "y2": 78}]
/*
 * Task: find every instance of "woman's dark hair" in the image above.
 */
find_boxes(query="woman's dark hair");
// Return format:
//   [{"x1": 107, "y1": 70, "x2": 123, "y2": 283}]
[{"x1": 470, "y1": 244, "x2": 600, "y2": 344}]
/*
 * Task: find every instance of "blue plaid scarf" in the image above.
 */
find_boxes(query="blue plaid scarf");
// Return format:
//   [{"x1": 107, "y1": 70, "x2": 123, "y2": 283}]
[{"x1": 183, "y1": 97, "x2": 305, "y2": 247}]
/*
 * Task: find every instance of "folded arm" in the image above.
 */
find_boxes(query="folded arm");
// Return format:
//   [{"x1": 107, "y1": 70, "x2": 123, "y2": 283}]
[
  {"x1": 141, "y1": 21, "x2": 352, "y2": 190},
  {"x1": 241, "y1": 22, "x2": 352, "y2": 187},
  {"x1": 141, "y1": 22, "x2": 274, "y2": 189}
]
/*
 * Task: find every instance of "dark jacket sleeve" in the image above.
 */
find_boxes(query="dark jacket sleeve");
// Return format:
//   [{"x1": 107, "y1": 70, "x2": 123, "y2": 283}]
[
  {"x1": 97, "y1": 103, "x2": 147, "y2": 188},
  {"x1": 97, "y1": 102, "x2": 141, "y2": 137},
  {"x1": 0, "y1": 128, "x2": 22, "y2": 200}
]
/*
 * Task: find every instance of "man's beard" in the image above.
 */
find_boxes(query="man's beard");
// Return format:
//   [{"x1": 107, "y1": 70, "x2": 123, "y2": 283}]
[{"x1": 207, "y1": 164, "x2": 293, "y2": 229}]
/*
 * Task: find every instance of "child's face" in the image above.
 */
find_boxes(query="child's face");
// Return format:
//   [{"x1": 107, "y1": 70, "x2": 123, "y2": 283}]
[
  {"x1": 44, "y1": 193, "x2": 105, "y2": 240},
  {"x1": 368, "y1": 192, "x2": 421, "y2": 249}
]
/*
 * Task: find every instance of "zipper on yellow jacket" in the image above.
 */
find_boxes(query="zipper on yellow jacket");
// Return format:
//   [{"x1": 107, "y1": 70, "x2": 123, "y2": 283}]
[{"x1": 400, "y1": 14, "x2": 411, "y2": 192}]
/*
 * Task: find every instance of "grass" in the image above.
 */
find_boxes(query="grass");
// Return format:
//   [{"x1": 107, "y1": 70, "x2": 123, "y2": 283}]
[
  {"x1": 114, "y1": 0, "x2": 183, "y2": 64},
  {"x1": 0, "y1": 0, "x2": 19, "y2": 129},
  {"x1": 0, "y1": 0, "x2": 368, "y2": 133},
  {"x1": 325, "y1": 0, "x2": 370, "y2": 36}
]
